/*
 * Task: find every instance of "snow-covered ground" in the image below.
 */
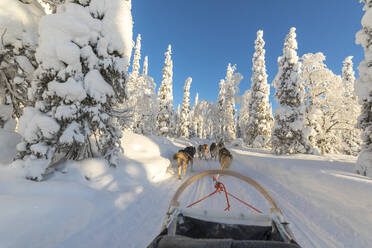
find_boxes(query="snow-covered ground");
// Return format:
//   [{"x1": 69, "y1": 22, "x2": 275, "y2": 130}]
[{"x1": 0, "y1": 130, "x2": 371, "y2": 248}]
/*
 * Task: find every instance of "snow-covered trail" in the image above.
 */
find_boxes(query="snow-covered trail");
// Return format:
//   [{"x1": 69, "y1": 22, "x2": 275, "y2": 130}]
[
  {"x1": 169, "y1": 146, "x2": 372, "y2": 248},
  {"x1": 1, "y1": 131, "x2": 371, "y2": 248},
  {"x1": 227, "y1": 148, "x2": 372, "y2": 248}
]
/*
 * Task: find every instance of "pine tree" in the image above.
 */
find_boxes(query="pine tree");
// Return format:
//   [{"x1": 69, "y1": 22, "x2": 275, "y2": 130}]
[
  {"x1": 223, "y1": 64, "x2": 242, "y2": 142},
  {"x1": 216, "y1": 79, "x2": 226, "y2": 142},
  {"x1": 125, "y1": 34, "x2": 142, "y2": 132},
  {"x1": 135, "y1": 55, "x2": 157, "y2": 135},
  {"x1": 301, "y1": 53, "x2": 346, "y2": 154},
  {"x1": 179, "y1": 77, "x2": 192, "y2": 138},
  {"x1": 272, "y1": 27, "x2": 311, "y2": 154},
  {"x1": 340, "y1": 56, "x2": 361, "y2": 156},
  {"x1": 0, "y1": 0, "x2": 43, "y2": 130},
  {"x1": 142, "y1": 55, "x2": 148, "y2": 76},
  {"x1": 238, "y1": 89, "x2": 251, "y2": 142},
  {"x1": 246, "y1": 30, "x2": 273, "y2": 148},
  {"x1": 224, "y1": 64, "x2": 237, "y2": 142},
  {"x1": 189, "y1": 92, "x2": 198, "y2": 137},
  {"x1": 355, "y1": 0, "x2": 372, "y2": 176},
  {"x1": 157, "y1": 45, "x2": 175, "y2": 136},
  {"x1": 13, "y1": 0, "x2": 133, "y2": 180}
]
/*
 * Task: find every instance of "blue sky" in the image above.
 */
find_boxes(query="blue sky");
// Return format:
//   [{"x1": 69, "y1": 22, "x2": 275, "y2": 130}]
[{"x1": 131, "y1": 0, "x2": 364, "y2": 110}]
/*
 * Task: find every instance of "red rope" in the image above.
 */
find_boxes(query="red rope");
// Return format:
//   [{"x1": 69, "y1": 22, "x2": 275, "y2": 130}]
[
  {"x1": 226, "y1": 192, "x2": 263, "y2": 214},
  {"x1": 186, "y1": 179, "x2": 262, "y2": 214},
  {"x1": 186, "y1": 187, "x2": 219, "y2": 208},
  {"x1": 183, "y1": 149, "x2": 262, "y2": 214}
]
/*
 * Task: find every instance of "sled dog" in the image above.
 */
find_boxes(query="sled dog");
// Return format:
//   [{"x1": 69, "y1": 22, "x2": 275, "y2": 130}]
[
  {"x1": 209, "y1": 142, "x2": 218, "y2": 160},
  {"x1": 173, "y1": 146, "x2": 196, "y2": 180},
  {"x1": 218, "y1": 147, "x2": 233, "y2": 169},
  {"x1": 197, "y1": 144, "x2": 209, "y2": 160}
]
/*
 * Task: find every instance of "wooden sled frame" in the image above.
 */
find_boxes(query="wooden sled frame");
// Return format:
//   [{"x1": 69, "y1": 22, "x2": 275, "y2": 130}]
[{"x1": 169, "y1": 169, "x2": 282, "y2": 214}]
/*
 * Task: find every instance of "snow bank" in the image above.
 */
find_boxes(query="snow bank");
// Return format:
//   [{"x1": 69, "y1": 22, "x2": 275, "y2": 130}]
[
  {"x1": 122, "y1": 130, "x2": 174, "y2": 182},
  {"x1": 356, "y1": 150, "x2": 372, "y2": 177},
  {"x1": 0, "y1": 130, "x2": 21, "y2": 164}
]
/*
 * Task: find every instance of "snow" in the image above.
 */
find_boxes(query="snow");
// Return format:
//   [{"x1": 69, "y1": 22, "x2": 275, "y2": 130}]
[
  {"x1": 18, "y1": 107, "x2": 60, "y2": 143},
  {"x1": 0, "y1": 130, "x2": 21, "y2": 164},
  {"x1": 0, "y1": 0, "x2": 43, "y2": 50},
  {"x1": 84, "y1": 70, "x2": 114, "y2": 103},
  {"x1": 48, "y1": 78, "x2": 87, "y2": 102},
  {"x1": 36, "y1": 1, "x2": 133, "y2": 71},
  {"x1": 0, "y1": 130, "x2": 371, "y2": 247}
]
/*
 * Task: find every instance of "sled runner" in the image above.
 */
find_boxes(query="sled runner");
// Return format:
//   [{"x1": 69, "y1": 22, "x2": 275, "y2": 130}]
[{"x1": 147, "y1": 170, "x2": 301, "y2": 248}]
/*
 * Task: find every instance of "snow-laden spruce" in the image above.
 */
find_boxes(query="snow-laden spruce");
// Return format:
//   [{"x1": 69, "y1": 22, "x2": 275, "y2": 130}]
[
  {"x1": 340, "y1": 56, "x2": 361, "y2": 156},
  {"x1": 133, "y1": 56, "x2": 157, "y2": 135},
  {"x1": 0, "y1": 0, "x2": 44, "y2": 130},
  {"x1": 301, "y1": 53, "x2": 351, "y2": 155},
  {"x1": 272, "y1": 27, "x2": 311, "y2": 154},
  {"x1": 193, "y1": 100, "x2": 215, "y2": 139},
  {"x1": 178, "y1": 77, "x2": 192, "y2": 138},
  {"x1": 124, "y1": 34, "x2": 144, "y2": 132},
  {"x1": 157, "y1": 45, "x2": 175, "y2": 137},
  {"x1": 216, "y1": 80, "x2": 225, "y2": 141},
  {"x1": 219, "y1": 64, "x2": 242, "y2": 142},
  {"x1": 238, "y1": 89, "x2": 251, "y2": 141},
  {"x1": 355, "y1": 0, "x2": 372, "y2": 177},
  {"x1": 189, "y1": 92, "x2": 199, "y2": 137},
  {"x1": 137, "y1": 56, "x2": 157, "y2": 135},
  {"x1": 13, "y1": 0, "x2": 133, "y2": 180},
  {"x1": 246, "y1": 30, "x2": 273, "y2": 148}
]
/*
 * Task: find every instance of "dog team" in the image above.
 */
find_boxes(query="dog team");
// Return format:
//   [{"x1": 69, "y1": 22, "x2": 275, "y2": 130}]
[{"x1": 173, "y1": 142, "x2": 233, "y2": 180}]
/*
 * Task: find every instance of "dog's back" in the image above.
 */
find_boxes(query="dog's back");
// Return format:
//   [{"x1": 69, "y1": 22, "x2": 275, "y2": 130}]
[
  {"x1": 210, "y1": 142, "x2": 218, "y2": 160},
  {"x1": 218, "y1": 147, "x2": 233, "y2": 169},
  {"x1": 183, "y1": 146, "x2": 196, "y2": 158}
]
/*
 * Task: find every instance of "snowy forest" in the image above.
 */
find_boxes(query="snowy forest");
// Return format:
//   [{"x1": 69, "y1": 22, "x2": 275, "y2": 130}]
[
  {"x1": 1, "y1": 0, "x2": 370, "y2": 179},
  {"x1": 0, "y1": 1, "x2": 372, "y2": 248}
]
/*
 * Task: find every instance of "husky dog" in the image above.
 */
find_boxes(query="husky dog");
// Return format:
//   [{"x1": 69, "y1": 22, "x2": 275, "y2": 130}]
[
  {"x1": 217, "y1": 141, "x2": 224, "y2": 151},
  {"x1": 209, "y1": 142, "x2": 218, "y2": 160},
  {"x1": 197, "y1": 144, "x2": 209, "y2": 160},
  {"x1": 183, "y1": 146, "x2": 196, "y2": 159},
  {"x1": 218, "y1": 147, "x2": 233, "y2": 169},
  {"x1": 173, "y1": 146, "x2": 196, "y2": 180}
]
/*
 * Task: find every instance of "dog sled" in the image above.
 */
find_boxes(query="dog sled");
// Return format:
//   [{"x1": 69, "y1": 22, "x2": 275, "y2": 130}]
[{"x1": 147, "y1": 170, "x2": 301, "y2": 248}]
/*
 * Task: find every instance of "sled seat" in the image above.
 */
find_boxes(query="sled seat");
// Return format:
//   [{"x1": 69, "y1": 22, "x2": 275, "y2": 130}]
[
  {"x1": 156, "y1": 235, "x2": 301, "y2": 248},
  {"x1": 179, "y1": 207, "x2": 272, "y2": 226}
]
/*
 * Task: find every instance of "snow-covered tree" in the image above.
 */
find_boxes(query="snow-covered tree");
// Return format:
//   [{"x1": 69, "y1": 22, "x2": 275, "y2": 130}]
[
  {"x1": 0, "y1": 0, "x2": 44, "y2": 130},
  {"x1": 179, "y1": 77, "x2": 192, "y2": 138},
  {"x1": 301, "y1": 53, "x2": 345, "y2": 154},
  {"x1": 339, "y1": 56, "x2": 361, "y2": 156},
  {"x1": 125, "y1": 34, "x2": 142, "y2": 132},
  {"x1": 135, "y1": 56, "x2": 157, "y2": 135},
  {"x1": 223, "y1": 64, "x2": 242, "y2": 142},
  {"x1": 193, "y1": 100, "x2": 215, "y2": 139},
  {"x1": 13, "y1": 0, "x2": 133, "y2": 180},
  {"x1": 245, "y1": 30, "x2": 273, "y2": 148},
  {"x1": 238, "y1": 89, "x2": 251, "y2": 141},
  {"x1": 355, "y1": 0, "x2": 372, "y2": 176},
  {"x1": 157, "y1": 45, "x2": 175, "y2": 136},
  {"x1": 272, "y1": 27, "x2": 311, "y2": 154},
  {"x1": 215, "y1": 79, "x2": 226, "y2": 141},
  {"x1": 189, "y1": 92, "x2": 198, "y2": 137}
]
